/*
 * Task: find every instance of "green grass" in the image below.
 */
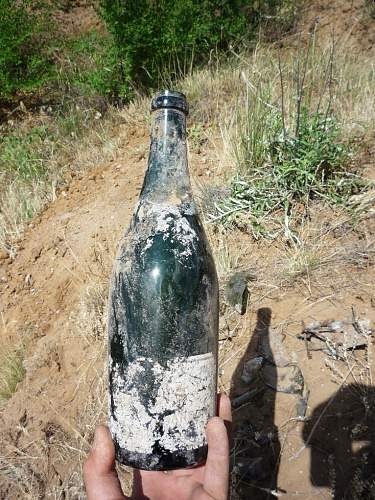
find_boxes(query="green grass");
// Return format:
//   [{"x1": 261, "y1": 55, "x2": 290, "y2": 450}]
[
  {"x1": 51, "y1": 29, "x2": 120, "y2": 101},
  {"x1": 0, "y1": 0, "x2": 55, "y2": 101},
  {"x1": 0, "y1": 345, "x2": 25, "y2": 405},
  {"x1": 205, "y1": 36, "x2": 372, "y2": 239},
  {"x1": 0, "y1": 105, "x2": 118, "y2": 253},
  {"x1": 364, "y1": 0, "x2": 375, "y2": 19},
  {"x1": 0, "y1": 107, "x2": 97, "y2": 186},
  {"x1": 0, "y1": 126, "x2": 50, "y2": 180},
  {"x1": 211, "y1": 111, "x2": 361, "y2": 238}
]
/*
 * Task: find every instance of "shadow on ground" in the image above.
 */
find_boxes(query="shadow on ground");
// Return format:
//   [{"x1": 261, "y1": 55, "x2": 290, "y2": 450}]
[
  {"x1": 229, "y1": 307, "x2": 375, "y2": 499},
  {"x1": 303, "y1": 383, "x2": 375, "y2": 499},
  {"x1": 230, "y1": 307, "x2": 280, "y2": 499}
]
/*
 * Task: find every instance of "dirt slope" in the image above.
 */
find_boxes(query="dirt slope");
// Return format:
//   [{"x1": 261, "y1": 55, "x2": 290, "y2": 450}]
[
  {"x1": 0, "y1": 120, "x2": 215, "y2": 496},
  {"x1": 299, "y1": 0, "x2": 375, "y2": 53},
  {"x1": 0, "y1": 125, "x2": 147, "y2": 496},
  {"x1": 0, "y1": 0, "x2": 375, "y2": 498}
]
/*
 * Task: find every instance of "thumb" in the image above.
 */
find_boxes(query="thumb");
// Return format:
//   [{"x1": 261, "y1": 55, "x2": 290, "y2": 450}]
[
  {"x1": 203, "y1": 417, "x2": 230, "y2": 500},
  {"x1": 84, "y1": 425, "x2": 126, "y2": 500}
]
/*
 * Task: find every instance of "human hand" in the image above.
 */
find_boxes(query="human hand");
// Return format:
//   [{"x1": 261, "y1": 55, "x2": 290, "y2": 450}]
[{"x1": 84, "y1": 394, "x2": 232, "y2": 500}]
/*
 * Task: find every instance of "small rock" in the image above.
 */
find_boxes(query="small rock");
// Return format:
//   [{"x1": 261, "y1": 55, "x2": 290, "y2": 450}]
[
  {"x1": 241, "y1": 356, "x2": 264, "y2": 384},
  {"x1": 258, "y1": 328, "x2": 291, "y2": 367},
  {"x1": 225, "y1": 271, "x2": 252, "y2": 315},
  {"x1": 31, "y1": 247, "x2": 42, "y2": 261},
  {"x1": 262, "y1": 363, "x2": 304, "y2": 395},
  {"x1": 0, "y1": 250, "x2": 8, "y2": 260},
  {"x1": 25, "y1": 274, "x2": 33, "y2": 286}
]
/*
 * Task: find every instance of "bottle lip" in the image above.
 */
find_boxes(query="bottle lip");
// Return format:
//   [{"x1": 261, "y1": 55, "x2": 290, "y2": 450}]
[{"x1": 151, "y1": 90, "x2": 189, "y2": 115}]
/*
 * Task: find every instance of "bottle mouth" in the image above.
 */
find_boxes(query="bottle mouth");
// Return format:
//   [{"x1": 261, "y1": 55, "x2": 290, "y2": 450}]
[{"x1": 151, "y1": 90, "x2": 189, "y2": 115}]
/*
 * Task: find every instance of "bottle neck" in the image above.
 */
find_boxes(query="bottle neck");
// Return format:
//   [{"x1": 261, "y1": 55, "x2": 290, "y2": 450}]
[{"x1": 140, "y1": 108, "x2": 192, "y2": 205}]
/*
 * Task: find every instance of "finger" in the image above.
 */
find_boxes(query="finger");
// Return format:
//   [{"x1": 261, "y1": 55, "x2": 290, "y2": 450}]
[
  {"x1": 84, "y1": 425, "x2": 126, "y2": 500},
  {"x1": 203, "y1": 417, "x2": 229, "y2": 500},
  {"x1": 218, "y1": 393, "x2": 232, "y2": 422},
  {"x1": 218, "y1": 392, "x2": 232, "y2": 447}
]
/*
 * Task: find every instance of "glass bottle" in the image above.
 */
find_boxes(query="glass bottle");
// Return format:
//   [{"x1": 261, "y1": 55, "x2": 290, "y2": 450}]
[{"x1": 108, "y1": 90, "x2": 218, "y2": 470}]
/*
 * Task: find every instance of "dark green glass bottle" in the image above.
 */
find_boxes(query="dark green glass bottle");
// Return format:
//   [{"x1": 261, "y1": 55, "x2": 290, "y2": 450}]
[{"x1": 108, "y1": 90, "x2": 219, "y2": 471}]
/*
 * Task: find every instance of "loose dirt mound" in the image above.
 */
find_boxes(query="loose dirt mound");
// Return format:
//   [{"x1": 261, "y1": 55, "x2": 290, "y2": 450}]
[
  {"x1": 0, "y1": 120, "x2": 215, "y2": 496},
  {"x1": 0, "y1": 125, "x2": 147, "y2": 496}
]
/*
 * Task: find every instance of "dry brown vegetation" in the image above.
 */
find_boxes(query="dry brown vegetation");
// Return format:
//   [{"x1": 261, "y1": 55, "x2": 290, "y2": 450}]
[{"x1": 1, "y1": 1, "x2": 375, "y2": 499}]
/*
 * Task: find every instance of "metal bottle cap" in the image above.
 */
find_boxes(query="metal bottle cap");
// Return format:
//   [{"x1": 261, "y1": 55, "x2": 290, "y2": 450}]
[{"x1": 151, "y1": 90, "x2": 189, "y2": 115}]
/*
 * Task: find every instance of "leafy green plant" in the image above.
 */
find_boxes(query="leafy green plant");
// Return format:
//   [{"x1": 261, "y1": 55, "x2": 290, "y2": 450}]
[
  {"x1": 0, "y1": 0, "x2": 53, "y2": 101},
  {"x1": 53, "y1": 30, "x2": 122, "y2": 100},
  {"x1": 212, "y1": 111, "x2": 360, "y2": 238},
  {"x1": 210, "y1": 36, "x2": 368, "y2": 239},
  {"x1": 0, "y1": 126, "x2": 50, "y2": 180},
  {"x1": 99, "y1": 0, "x2": 296, "y2": 99},
  {"x1": 271, "y1": 111, "x2": 353, "y2": 203},
  {"x1": 0, "y1": 345, "x2": 25, "y2": 405}
]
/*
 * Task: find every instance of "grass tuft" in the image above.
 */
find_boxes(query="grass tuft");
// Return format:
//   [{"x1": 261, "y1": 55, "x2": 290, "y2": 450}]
[
  {"x1": 211, "y1": 111, "x2": 361, "y2": 237},
  {"x1": 0, "y1": 344, "x2": 25, "y2": 405},
  {"x1": 0, "y1": 106, "x2": 120, "y2": 253},
  {"x1": 364, "y1": 0, "x2": 375, "y2": 19},
  {"x1": 197, "y1": 35, "x2": 375, "y2": 239},
  {"x1": 77, "y1": 284, "x2": 107, "y2": 342}
]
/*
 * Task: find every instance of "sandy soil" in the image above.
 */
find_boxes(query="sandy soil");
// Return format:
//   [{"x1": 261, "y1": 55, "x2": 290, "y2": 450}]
[
  {"x1": 0, "y1": 0, "x2": 374, "y2": 499},
  {"x1": 298, "y1": 0, "x2": 375, "y2": 54}
]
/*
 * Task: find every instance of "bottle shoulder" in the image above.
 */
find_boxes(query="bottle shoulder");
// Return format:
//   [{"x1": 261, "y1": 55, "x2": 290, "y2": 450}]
[
  {"x1": 130, "y1": 201, "x2": 206, "y2": 251},
  {"x1": 113, "y1": 200, "x2": 216, "y2": 278}
]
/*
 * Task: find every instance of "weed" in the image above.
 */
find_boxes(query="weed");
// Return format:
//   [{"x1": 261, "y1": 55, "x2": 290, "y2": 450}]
[
  {"x1": 0, "y1": 344, "x2": 25, "y2": 405},
  {"x1": 0, "y1": 106, "x2": 119, "y2": 252},
  {"x1": 196, "y1": 182, "x2": 230, "y2": 220},
  {"x1": 0, "y1": 0, "x2": 54, "y2": 101},
  {"x1": 0, "y1": 126, "x2": 50, "y2": 180},
  {"x1": 52, "y1": 29, "x2": 121, "y2": 101},
  {"x1": 0, "y1": 123, "x2": 56, "y2": 246},
  {"x1": 209, "y1": 38, "x2": 370, "y2": 239},
  {"x1": 364, "y1": 0, "x2": 375, "y2": 19},
  {"x1": 279, "y1": 245, "x2": 326, "y2": 283},
  {"x1": 0, "y1": 180, "x2": 50, "y2": 252},
  {"x1": 187, "y1": 123, "x2": 207, "y2": 152}
]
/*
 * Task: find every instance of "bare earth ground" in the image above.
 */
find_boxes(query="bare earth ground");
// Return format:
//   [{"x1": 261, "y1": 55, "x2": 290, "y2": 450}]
[{"x1": 1, "y1": 1, "x2": 375, "y2": 499}]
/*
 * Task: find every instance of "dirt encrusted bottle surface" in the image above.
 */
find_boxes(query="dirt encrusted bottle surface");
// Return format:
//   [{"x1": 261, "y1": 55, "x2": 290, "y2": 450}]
[{"x1": 108, "y1": 90, "x2": 219, "y2": 471}]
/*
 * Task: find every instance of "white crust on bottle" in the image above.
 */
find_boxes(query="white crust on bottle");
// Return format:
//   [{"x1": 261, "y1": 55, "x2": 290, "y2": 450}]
[
  {"x1": 139, "y1": 203, "x2": 198, "y2": 262},
  {"x1": 109, "y1": 353, "x2": 216, "y2": 455}
]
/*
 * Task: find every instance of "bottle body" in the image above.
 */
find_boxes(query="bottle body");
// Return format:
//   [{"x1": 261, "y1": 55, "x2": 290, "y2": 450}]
[{"x1": 108, "y1": 91, "x2": 219, "y2": 470}]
